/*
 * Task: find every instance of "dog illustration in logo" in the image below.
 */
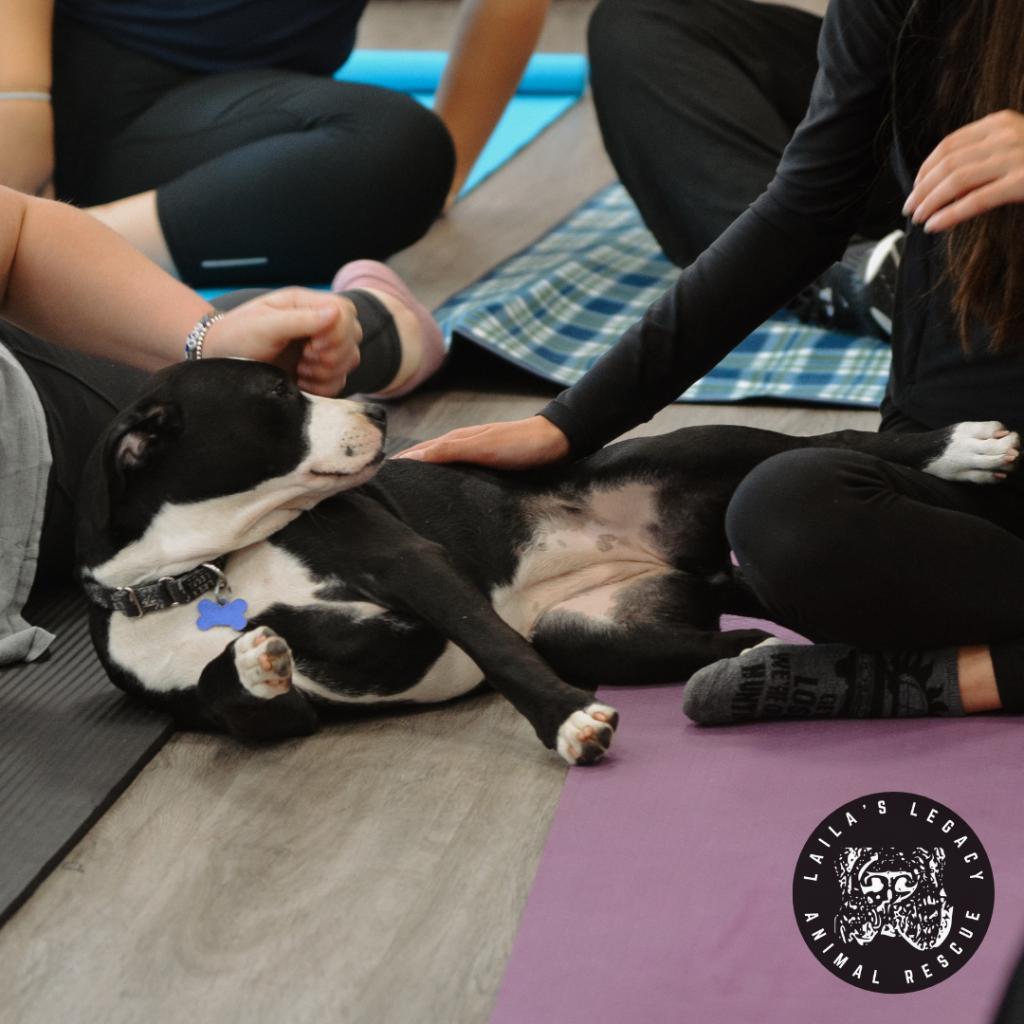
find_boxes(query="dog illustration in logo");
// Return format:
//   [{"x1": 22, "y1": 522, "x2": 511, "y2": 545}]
[{"x1": 835, "y1": 847, "x2": 954, "y2": 950}]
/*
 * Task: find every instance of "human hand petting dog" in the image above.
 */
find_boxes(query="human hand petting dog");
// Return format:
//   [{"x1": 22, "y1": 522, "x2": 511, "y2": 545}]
[
  {"x1": 903, "y1": 109, "x2": 1024, "y2": 232},
  {"x1": 394, "y1": 415, "x2": 570, "y2": 469},
  {"x1": 203, "y1": 288, "x2": 363, "y2": 397}
]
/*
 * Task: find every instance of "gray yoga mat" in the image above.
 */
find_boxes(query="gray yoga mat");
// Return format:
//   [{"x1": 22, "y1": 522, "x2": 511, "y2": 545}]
[
  {"x1": 0, "y1": 586, "x2": 173, "y2": 927},
  {"x1": 0, "y1": 433, "x2": 421, "y2": 928}
]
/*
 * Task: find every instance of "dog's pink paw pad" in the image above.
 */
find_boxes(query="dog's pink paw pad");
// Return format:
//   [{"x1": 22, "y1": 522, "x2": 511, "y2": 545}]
[
  {"x1": 556, "y1": 702, "x2": 619, "y2": 766},
  {"x1": 235, "y1": 627, "x2": 293, "y2": 699}
]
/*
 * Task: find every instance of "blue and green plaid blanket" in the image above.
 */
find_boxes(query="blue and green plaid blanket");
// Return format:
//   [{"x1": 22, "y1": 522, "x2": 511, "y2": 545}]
[{"x1": 435, "y1": 184, "x2": 893, "y2": 407}]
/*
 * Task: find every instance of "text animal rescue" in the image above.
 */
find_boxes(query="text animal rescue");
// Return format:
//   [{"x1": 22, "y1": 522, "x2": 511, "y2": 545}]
[{"x1": 799, "y1": 797, "x2": 987, "y2": 989}]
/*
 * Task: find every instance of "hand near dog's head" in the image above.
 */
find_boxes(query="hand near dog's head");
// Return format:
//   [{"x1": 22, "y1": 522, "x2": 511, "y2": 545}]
[{"x1": 204, "y1": 288, "x2": 362, "y2": 397}]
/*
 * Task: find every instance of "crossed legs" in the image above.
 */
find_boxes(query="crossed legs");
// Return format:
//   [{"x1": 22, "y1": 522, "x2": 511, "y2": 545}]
[{"x1": 685, "y1": 447, "x2": 1024, "y2": 724}]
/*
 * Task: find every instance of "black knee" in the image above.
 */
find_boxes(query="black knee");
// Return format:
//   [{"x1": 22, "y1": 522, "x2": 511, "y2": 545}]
[
  {"x1": 346, "y1": 88, "x2": 455, "y2": 255},
  {"x1": 588, "y1": 0, "x2": 639, "y2": 91},
  {"x1": 155, "y1": 80, "x2": 456, "y2": 284},
  {"x1": 300, "y1": 83, "x2": 455, "y2": 264},
  {"x1": 727, "y1": 448, "x2": 875, "y2": 569},
  {"x1": 725, "y1": 449, "x2": 891, "y2": 634},
  {"x1": 382, "y1": 92, "x2": 455, "y2": 220},
  {"x1": 589, "y1": 0, "x2": 704, "y2": 81}
]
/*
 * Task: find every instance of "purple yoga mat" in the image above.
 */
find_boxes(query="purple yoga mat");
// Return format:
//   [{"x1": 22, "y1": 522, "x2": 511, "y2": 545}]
[{"x1": 491, "y1": 622, "x2": 1024, "y2": 1024}]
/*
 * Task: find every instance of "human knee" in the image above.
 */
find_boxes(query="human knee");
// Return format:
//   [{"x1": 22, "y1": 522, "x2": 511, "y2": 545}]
[
  {"x1": 374, "y1": 91, "x2": 455, "y2": 208},
  {"x1": 588, "y1": 0, "x2": 640, "y2": 85},
  {"x1": 592, "y1": 0, "x2": 718, "y2": 69},
  {"x1": 326, "y1": 87, "x2": 454, "y2": 254},
  {"x1": 591, "y1": 0, "x2": 691, "y2": 84},
  {"x1": 725, "y1": 448, "x2": 873, "y2": 576}
]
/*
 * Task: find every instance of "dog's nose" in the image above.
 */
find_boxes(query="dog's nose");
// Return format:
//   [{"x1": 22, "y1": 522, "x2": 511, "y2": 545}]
[{"x1": 362, "y1": 402, "x2": 387, "y2": 427}]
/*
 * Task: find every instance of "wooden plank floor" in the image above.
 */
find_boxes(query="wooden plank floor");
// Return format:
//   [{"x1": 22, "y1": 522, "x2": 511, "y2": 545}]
[{"x1": 0, "y1": 3, "x2": 874, "y2": 1022}]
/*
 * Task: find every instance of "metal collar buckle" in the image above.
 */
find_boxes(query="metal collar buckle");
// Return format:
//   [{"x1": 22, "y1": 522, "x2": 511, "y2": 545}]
[
  {"x1": 116, "y1": 586, "x2": 145, "y2": 618},
  {"x1": 201, "y1": 562, "x2": 232, "y2": 605},
  {"x1": 158, "y1": 576, "x2": 183, "y2": 607}
]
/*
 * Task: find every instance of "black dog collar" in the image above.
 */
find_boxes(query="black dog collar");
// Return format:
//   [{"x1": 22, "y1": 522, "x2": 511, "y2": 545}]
[{"x1": 82, "y1": 559, "x2": 228, "y2": 619}]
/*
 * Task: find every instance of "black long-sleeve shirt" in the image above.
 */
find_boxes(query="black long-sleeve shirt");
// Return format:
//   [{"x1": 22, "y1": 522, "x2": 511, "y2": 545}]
[{"x1": 541, "y1": 0, "x2": 1024, "y2": 456}]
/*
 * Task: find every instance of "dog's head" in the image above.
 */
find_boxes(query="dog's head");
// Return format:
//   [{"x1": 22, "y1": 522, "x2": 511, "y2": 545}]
[{"x1": 79, "y1": 359, "x2": 386, "y2": 585}]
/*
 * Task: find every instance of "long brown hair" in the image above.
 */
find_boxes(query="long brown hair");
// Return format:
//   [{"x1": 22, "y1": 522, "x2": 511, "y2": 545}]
[{"x1": 936, "y1": 0, "x2": 1024, "y2": 352}]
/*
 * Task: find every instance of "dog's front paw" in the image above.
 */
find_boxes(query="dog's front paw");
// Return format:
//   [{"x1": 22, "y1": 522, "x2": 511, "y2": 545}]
[
  {"x1": 926, "y1": 421, "x2": 1020, "y2": 484},
  {"x1": 234, "y1": 626, "x2": 293, "y2": 699},
  {"x1": 556, "y1": 702, "x2": 619, "y2": 766}
]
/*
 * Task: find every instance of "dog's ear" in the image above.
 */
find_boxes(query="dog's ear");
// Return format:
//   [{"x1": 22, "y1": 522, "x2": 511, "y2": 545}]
[
  {"x1": 109, "y1": 400, "x2": 183, "y2": 473},
  {"x1": 76, "y1": 398, "x2": 184, "y2": 560}
]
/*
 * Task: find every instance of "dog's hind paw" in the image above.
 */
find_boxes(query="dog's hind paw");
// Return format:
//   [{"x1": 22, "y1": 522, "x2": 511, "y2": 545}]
[
  {"x1": 926, "y1": 421, "x2": 1020, "y2": 484},
  {"x1": 556, "y1": 702, "x2": 619, "y2": 766},
  {"x1": 235, "y1": 626, "x2": 293, "y2": 699}
]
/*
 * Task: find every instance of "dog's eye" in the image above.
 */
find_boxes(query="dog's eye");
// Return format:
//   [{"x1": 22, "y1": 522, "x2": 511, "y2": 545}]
[{"x1": 270, "y1": 379, "x2": 292, "y2": 398}]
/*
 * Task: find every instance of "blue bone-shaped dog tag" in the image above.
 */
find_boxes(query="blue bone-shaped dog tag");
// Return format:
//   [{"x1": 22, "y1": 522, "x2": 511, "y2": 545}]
[{"x1": 196, "y1": 597, "x2": 249, "y2": 632}]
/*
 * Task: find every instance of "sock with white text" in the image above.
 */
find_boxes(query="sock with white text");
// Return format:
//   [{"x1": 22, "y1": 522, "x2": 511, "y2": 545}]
[{"x1": 682, "y1": 642, "x2": 963, "y2": 725}]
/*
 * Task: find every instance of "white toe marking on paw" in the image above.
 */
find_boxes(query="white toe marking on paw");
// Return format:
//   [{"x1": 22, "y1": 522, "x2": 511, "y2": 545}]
[
  {"x1": 925, "y1": 421, "x2": 1019, "y2": 484},
  {"x1": 234, "y1": 626, "x2": 293, "y2": 699},
  {"x1": 556, "y1": 701, "x2": 618, "y2": 766}
]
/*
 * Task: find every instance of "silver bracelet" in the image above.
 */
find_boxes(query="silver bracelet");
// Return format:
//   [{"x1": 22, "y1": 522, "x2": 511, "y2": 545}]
[
  {"x1": 184, "y1": 312, "x2": 224, "y2": 361},
  {"x1": 0, "y1": 91, "x2": 51, "y2": 102}
]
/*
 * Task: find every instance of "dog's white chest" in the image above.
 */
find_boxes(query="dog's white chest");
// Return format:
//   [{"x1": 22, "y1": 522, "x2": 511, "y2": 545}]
[
  {"x1": 104, "y1": 542, "x2": 484, "y2": 705},
  {"x1": 105, "y1": 543, "x2": 380, "y2": 693}
]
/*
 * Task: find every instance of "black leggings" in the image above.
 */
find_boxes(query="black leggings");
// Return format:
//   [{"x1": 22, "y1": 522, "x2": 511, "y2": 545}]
[
  {"x1": 725, "y1": 441, "x2": 1024, "y2": 711},
  {"x1": 2, "y1": 324, "x2": 149, "y2": 592},
  {"x1": 587, "y1": 0, "x2": 904, "y2": 269},
  {"x1": 52, "y1": 17, "x2": 455, "y2": 287}
]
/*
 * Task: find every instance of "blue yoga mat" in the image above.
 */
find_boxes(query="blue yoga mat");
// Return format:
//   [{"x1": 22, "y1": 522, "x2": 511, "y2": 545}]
[
  {"x1": 337, "y1": 50, "x2": 587, "y2": 96},
  {"x1": 336, "y1": 50, "x2": 587, "y2": 196}
]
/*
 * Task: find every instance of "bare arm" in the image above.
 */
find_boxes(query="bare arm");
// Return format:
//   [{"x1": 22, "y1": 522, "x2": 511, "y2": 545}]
[
  {"x1": 0, "y1": 0, "x2": 55, "y2": 195},
  {"x1": 435, "y1": 0, "x2": 550, "y2": 204},
  {"x1": 0, "y1": 188, "x2": 211, "y2": 367},
  {"x1": 0, "y1": 188, "x2": 360, "y2": 390}
]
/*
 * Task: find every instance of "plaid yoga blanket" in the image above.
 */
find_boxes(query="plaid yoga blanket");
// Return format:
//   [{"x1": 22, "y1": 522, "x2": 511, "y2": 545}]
[{"x1": 435, "y1": 184, "x2": 893, "y2": 407}]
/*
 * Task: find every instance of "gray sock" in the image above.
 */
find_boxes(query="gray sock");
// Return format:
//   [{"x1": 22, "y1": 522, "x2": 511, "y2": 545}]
[{"x1": 682, "y1": 641, "x2": 963, "y2": 725}]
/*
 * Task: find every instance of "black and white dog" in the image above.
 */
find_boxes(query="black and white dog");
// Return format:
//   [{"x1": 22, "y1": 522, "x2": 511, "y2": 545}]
[{"x1": 78, "y1": 359, "x2": 1018, "y2": 765}]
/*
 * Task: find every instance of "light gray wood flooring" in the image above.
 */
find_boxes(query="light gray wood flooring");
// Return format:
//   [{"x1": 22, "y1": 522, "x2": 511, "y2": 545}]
[{"x1": 0, "y1": 4, "x2": 876, "y2": 1023}]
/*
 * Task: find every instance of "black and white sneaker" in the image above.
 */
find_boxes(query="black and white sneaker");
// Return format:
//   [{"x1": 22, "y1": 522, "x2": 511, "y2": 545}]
[{"x1": 790, "y1": 230, "x2": 904, "y2": 341}]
